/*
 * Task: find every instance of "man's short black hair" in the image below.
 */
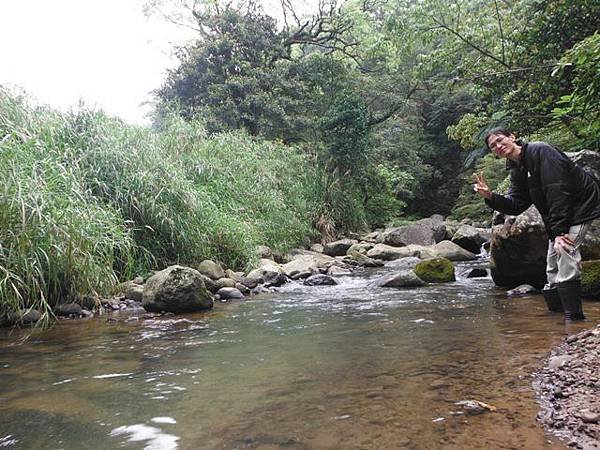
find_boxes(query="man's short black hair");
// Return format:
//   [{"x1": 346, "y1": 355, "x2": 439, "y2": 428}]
[{"x1": 484, "y1": 126, "x2": 513, "y2": 150}]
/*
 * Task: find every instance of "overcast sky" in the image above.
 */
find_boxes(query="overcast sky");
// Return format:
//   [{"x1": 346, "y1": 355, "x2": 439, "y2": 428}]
[
  {"x1": 0, "y1": 0, "x2": 195, "y2": 124},
  {"x1": 0, "y1": 0, "x2": 316, "y2": 125}
]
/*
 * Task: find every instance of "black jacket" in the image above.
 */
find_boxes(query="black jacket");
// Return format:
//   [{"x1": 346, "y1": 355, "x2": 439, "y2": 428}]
[{"x1": 486, "y1": 142, "x2": 600, "y2": 240}]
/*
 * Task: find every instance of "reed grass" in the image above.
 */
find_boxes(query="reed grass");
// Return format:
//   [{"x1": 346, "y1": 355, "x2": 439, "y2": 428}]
[{"x1": 0, "y1": 88, "x2": 321, "y2": 319}]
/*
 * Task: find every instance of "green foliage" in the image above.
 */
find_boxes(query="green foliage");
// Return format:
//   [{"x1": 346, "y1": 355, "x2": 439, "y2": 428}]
[
  {"x1": 0, "y1": 90, "x2": 135, "y2": 320},
  {"x1": 0, "y1": 88, "x2": 321, "y2": 318},
  {"x1": 447, "y1": 113, "x2": 490, "y2": 151},
  {"x1": 450, "y1": 154, "x2": 507, "y2": 222},
  {"x1": 581, "y1": 260, "x2": 600, "y2": 298},
  {"x1": 550, "y1": 32, "x2": 600, "y2": 149}
]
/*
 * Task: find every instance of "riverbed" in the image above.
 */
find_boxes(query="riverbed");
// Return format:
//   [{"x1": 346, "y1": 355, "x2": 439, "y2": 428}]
[{"x1": 1, "y1": 262, "x2": 598, "y2": 449}]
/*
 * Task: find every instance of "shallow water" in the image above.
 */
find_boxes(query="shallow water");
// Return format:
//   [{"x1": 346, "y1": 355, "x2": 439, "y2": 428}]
[{"x1": 1, "y1": 262, "x2": 599, "y2": 449}]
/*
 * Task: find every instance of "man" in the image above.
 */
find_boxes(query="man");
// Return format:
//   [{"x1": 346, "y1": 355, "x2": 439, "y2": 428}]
[{"x1": 474, "y1": 127, "x2": 600, "y2": 323}]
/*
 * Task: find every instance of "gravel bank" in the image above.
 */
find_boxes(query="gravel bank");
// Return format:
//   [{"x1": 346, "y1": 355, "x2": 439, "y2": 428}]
[{"x1": 534, "y1": 324, "x2": 600, "y2": 449}]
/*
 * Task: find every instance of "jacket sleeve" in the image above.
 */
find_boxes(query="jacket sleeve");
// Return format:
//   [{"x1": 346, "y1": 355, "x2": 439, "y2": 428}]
[
  {"x1": 539, "y1": 145, "x2": 574, "y2": 238},
  {"x1": 484, "y1": 169, "x2": 532, "y2": 216}
]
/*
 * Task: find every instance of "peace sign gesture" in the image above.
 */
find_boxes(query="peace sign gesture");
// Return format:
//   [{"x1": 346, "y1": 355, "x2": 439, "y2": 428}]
[{"x1": 474, "y1": 172, "x2": 492, "y2": 200}]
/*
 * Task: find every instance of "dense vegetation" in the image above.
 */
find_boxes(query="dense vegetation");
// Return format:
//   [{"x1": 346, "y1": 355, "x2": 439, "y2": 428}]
[
  {"x1": 0, "y1": 90, "x2": 321, "y2": 318},
  {"x1": 1, "y1": 0, "x2": 598, "y2": 318}
]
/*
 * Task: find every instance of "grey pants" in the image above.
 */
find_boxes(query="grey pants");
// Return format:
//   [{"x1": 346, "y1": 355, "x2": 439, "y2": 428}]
[{"x1": 545, "y1": 223, "x2": 589, "y2": 289}]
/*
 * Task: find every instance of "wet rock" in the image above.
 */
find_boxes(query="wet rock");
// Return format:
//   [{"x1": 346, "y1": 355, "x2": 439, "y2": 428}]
[
  {"x1": 361, "y1": 230, "x2": 381, "y2": 243},
  {"x1": 346, "y1": 251, "x2": 384, "y2": 267},
  {"x1": 414, "y1": 258, "x2": 455, "y2": 283},
  {"x1": 506, "y1": 284, "x2": 537, "y2": 297},
  {"x1": 197, "y1": 260, "x2": 226, "y2": 280},
  {"x1": 534, "y1": 323, "x2": 600, "y2": 450},
  {"x1": 347, "y1": 243, "x2": 374, "y2": 255},
  {"x1": 466, "y1": 268, "x2": 488, "y2": 278},
  {"x1": 256, "y1": 245, "x2": 273, "y2": 259},
  {"x1": 142, "y1": 265, "x2": 213, "y2": 313},
  {"x1": 386, "y1": 256, "x2": 422, "y2": 271},
  {"x1": 579, "y1": 411, "x2": 600, "y2": 424},
  {"x1": 290, "y1": 270, "x2": 312, "y2": 280},
  {"x1": 281, "y1": 252, "x2": 334, "y2": 277},
  {"x1": 432, "y1": 240, "x2": 477, "y2": 261},
  {"x1": 454, "y1": 400, "x2": 496, "y2": 415},
  {"x1": 323, "y1": 239, "x2": 359, "y2": 257},
  {"x1": 225, "y1": 269, "x2": 245, "y2": 283},
  {"x1": 246, "y1": 260, "x2": 284, "y2": 285},
  {"x1": 366, "y1": 244, "x2": 419, "y2": 261},
  {"x1": 327, "y1": 266, "x2": 352, "y2": 276},
  {"x1": 235, "y1": 282, "x2": 250, "y2": 295},
  {"x1": 451, "y1": 225, "x2": 491, "y2": 254},
  {"x1": 78, "y1": 294, "x2": 101, "y2": 310},
  {"x1": 252, "y1": 285, "x2": 270, "y2": 295},
  {"x1": 303, "y1": 274, "x2": 338, "y2": 286},
  {"x1": 54, "y1": 303, "x2": 82, "y2": 317},
  {"x1": 215, "y1": 277, "x2": 236, "y2": 289},
  {"x1": 310, "y1": 243, "x2": 324, "y2": 253},
  {"x1": 373, "y1": 270, "x2": 426, "y2": 288},
  {"x1": 123, "y1": 283, "x2": 144, "y2": 302},
  {"x1": 549, "y1": 355, "x2": 575, "y2": 370},
  {"x1": 11, "y1": 309, "x2": 43, "y2": 325},
  {"x1": 217, "y1": 287, "x2": 245, "y2": 300},
  {"x1": 198, "y1": 273, "x2": 219, "y2": 293},
  {"x1": 381, "y1": 216, "x2": 447, "y2": 247},
  {"x1": 263, "y1": 272, "x2": 288, "y2": 287},
  {"x1": 240, "y1": 277, "x2": 259, "y2": 290}
]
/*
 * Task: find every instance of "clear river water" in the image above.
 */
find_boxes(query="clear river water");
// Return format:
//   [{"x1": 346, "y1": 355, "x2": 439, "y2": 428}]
[{"x1": 1, "y1": 260, "x2": 599, "y2": 450}]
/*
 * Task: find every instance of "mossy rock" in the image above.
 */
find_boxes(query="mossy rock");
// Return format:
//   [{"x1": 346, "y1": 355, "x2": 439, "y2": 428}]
[
  {"x1": 582, "y1": 260, "x2": 600, "y2": 299},
  {"x1": 414, "y1": 257, "x2": 455, "y2": 283}
]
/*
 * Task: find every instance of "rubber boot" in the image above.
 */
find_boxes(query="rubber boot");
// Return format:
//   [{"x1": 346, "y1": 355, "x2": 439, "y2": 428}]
[
  {"x1": 557, "y1": 280, "x2": 586, "y2": 322},
  {"x1": 542, "y1": 288, "x2": 563, "y2": 313}
]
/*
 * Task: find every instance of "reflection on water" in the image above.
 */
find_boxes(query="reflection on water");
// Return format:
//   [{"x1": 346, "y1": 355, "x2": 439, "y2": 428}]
[{"x1": 1, "y1": 262, "x2": 598, "y2": 449}]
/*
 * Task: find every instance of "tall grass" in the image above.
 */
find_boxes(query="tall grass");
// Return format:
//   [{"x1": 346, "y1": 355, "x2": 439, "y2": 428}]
[
  {"x1": 0, "y1": 88, "x2": 321, "y2": 318},
  {"x1": 0, "y1": 90, "x2": 135, "y2": 320}
]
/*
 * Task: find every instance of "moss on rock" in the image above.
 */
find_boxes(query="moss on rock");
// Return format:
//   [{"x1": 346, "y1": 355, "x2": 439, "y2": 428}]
[
  {"x1": 581, "y1": 260, "x2": 600, "y2": 299},
  {"x1": 414, "y1": 257, "x2": 455, "y2": 283}
]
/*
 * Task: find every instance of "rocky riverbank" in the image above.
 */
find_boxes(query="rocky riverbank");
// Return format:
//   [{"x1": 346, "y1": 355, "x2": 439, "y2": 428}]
[{"x1": 534, "y1": 324, "x2": 600, "y2": 449}]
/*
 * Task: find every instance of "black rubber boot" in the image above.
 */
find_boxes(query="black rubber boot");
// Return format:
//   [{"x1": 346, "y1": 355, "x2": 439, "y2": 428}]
[
  {"x1": 542, "y1": 288, "x2": 563, "y2": 313},
  {"x1": 557, "y1": 281, "x2": 586, "y2": 322}
]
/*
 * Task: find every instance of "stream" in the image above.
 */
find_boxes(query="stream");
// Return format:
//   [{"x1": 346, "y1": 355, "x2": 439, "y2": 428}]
[{"x1": 1, "y1": 260, "x2": 599, "y2": 449}]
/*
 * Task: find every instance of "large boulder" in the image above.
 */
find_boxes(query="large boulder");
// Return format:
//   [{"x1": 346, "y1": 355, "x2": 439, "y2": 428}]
[
  {"x1": 281, "y1": 252, "x2": 335, "y2": 277},
  {"x1": 366, "y1": 244, "x2": 419, "y2": 261},
  {"x1": 142, "y1": 265, "x2": 213, "y2": 313},
  {"x1": 323, "y1": 239, "x2": 359, "y2": 257},
  {"x1": 373, "y1": 270, "x2": 426, "y2": 288},
  {"x1": 414, "y1": 257, "x2": 455, "y2": 283},
  {"x1": 246, "y1": 259, "x2": 284, "y2": 284},
  {"x1": 490, "y1": 206, "x2": 548, "y2": 289},
  {"x1": 451, "y1": 225, "x2": 491, "y2": 254},
  {"x1": 381, "y1": 216, "x2": 447, "y2": 247},
  {"x1": 432, "y1": 240, "x2": 477, "y2": 261},
  {"x1": 347, "y1": 250, "x2": 384, "y2": 267},
  {"x1": 386, "y1": 256, "x2": 422, "y2": 271}
]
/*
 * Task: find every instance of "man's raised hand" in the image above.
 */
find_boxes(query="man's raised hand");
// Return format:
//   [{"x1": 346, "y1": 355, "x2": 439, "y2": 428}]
[{"x1": 474, "y1": 172, "x2": 492, "y2": 200}]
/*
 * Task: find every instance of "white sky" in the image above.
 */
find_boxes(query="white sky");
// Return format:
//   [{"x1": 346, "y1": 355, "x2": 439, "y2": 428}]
[
  {"x1": 0, "y1": 0, "x2": 196, "y2": 125},
  {"x1": 0, "y1": 0, "x2": 316, "y2": 125}
]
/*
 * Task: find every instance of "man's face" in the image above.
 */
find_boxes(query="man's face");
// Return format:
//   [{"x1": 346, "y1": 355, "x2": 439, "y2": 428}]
[{"x1": 487, "y1": 133, "x2": 514, "y2": 158}]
